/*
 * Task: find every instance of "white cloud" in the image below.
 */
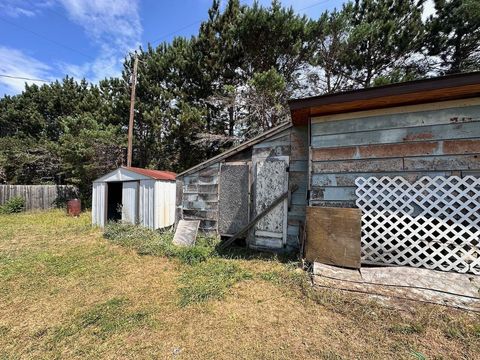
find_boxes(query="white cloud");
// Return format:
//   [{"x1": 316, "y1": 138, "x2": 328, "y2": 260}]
[
  {"x1": 422, "y1": 0, "x2": 436, "y2": 22},
  {"x1": 56, "y1": 0, "x2": 142, "y2": 82},
  {"x1": 2, "y1": 0, "x2": 142, "y2": 85},
  {"x1": 0, "y1": 47, "x2": 54, "y2": 95}
]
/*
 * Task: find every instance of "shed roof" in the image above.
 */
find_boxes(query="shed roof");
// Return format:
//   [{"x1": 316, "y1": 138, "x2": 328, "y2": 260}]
[
  {"x1": 123, "y1": 167, "x2": 176, "y2": 181},
  {"x1": 94, "y1": 167, "x2": 176, "y2": 183},
  {"x1": 289, "y1": 71, "x2": 480, "y2": 125},
  {"x1": 177, "y1": 122, "x2": 292, "y2": 177}
]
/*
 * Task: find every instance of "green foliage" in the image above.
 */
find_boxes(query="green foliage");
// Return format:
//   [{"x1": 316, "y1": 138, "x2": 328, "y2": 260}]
[
  {"x1": 178, "y1": 259, "x2": 252, "y2": 306},
  {"x1": 1, "y1": 0, "x2": 475, "y2": 207},
  {"x1": 426, "y1": 0, "x2": 480, "y2": 73},
  {"x1": 0, "y1": 196, "x2": 25, "y2": 214},
  {"x1": 53, "y1": 298, "x2": 151, "y2": 341},
  {"x1": 103, "y1": 222, "x2": 219, "y2": 265}
]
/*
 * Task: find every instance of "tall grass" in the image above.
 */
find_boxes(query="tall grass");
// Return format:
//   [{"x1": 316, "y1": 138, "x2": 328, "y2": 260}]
[{"x1": 103, "y1": 222, "x2": 218, "y2": 265}]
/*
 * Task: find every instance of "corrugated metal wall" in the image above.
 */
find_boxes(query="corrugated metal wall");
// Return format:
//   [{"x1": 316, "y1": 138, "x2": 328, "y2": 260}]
[
  {"x1": 155, "y1": 180, "x2": 176, "y2": 229},
  {"x1": 92, "y1": 182, "x2": 106, "y2": 227},
  {"x1": 309, "y1": 98, "x2": 480, "y2": 207},
  {"x1": 92, "y1": 178, "x2": 176, "y2": 230},
  {"x1": 122, "y1": 181, "x2": 139, "y2": 224}
]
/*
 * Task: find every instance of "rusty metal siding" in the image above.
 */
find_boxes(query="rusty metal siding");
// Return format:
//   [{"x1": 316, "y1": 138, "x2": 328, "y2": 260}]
[{"x1": 309, "y1": 98, "x2": 480, "y2": 207}]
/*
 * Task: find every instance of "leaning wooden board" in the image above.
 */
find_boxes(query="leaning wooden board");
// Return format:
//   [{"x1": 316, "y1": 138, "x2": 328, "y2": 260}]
[
  {"x1": 305, "y1": 206, "x2": 362, "y2": 269},
  {"x1": 173, "y1": 220, "x2": 200, "y2": 247}
]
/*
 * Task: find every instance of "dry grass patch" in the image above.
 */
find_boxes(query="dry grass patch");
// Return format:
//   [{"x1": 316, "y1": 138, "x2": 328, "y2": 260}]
[{"x1": 0, "y1": 211, "x2": 479, "y2": 359}]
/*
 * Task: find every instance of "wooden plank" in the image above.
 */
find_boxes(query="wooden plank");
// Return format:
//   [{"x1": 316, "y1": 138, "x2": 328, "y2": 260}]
[
  {"x1": 311, "y1": 97, "x2": 480, "y2": 124},
  {"x1": 305, "y1": 206, "x2": 362, "y2": 269},
  {"x1": 312, "y1": 158, "x2": 403, "y2": 173},
  {"x1": 311, "y1": 121, "x2": 480, "y2": 149},
  {"x1": 252, "y1": 145, "x2": 291, "y2": 158},
  {"x1": 173, "y1": 220, "x2": 200, "y2": 247},
  {"x1": 311, "y1": 187, "x2": 357, "y2": 201},
  {"x1": 290, "y1": 126, "x2": 308, "y2": 161},
  {"x1": 311, "y1": 103, "x2": 480, "y2": 135},
  {"x1": 290, "y1": 160, "x2": 308, "y2": 172},
  {"x1": 404, "y1": 154, "x2": 480, "y2": 171},
  {"x1": 311, "y1": 139, "x2": 480, "y2": 162}
]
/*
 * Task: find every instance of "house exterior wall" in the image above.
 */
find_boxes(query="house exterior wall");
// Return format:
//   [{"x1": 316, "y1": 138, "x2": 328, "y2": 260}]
[
  {"x1": 308, "y1": 97, "x2": 480, "y2": 207},
  {"x1": 176, "y1": 125, "x2": 309, "y2": 251}
]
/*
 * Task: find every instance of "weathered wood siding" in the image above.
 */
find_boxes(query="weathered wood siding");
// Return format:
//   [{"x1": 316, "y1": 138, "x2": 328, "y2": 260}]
[
  {"x1": 181, "y1": 164, "x2": 220, "y2": 233},
  {"x1": 309, "y1": 98, "x2": 480, "y2": 207},
  {"x1": 176, "y1": 125, "x2": 309, "y2": 250},
  {"x1": 0, "y1": 185, "x2": 77, "y2": 211}
]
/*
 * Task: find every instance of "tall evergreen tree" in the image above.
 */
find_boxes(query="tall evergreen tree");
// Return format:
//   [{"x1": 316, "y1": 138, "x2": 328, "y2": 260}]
[
  {"x1": 341, "y1": 0, "x2": 425, "y2": 88},
  {"x1": 426, "y1": 0, "x2": 480, "y2": 73}
]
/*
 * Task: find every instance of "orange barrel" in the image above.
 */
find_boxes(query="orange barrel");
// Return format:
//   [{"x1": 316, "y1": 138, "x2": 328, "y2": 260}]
[{"x1": 67, "y1": 199, "x2": 81, "y2": 216}]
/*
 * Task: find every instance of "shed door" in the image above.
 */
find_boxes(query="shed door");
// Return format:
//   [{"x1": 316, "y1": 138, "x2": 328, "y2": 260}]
[
  {"x1": 251, "y1": 157, "x2": 289, "y2": 249},
  {"x1": 122, "y1": 181, "x2": 139, "y2": 224},
  {"x1": 218, "y1": 163, "x2": 250, "y2": 235}
]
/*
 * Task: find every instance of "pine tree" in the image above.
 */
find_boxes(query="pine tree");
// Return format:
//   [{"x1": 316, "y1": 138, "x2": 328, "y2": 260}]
[
  {"x1": 426, "y1": 0, "x2": 480, "y2": 73},
  {"x1": 341, "y1": 0, "x2": 425, "y2": 88}
]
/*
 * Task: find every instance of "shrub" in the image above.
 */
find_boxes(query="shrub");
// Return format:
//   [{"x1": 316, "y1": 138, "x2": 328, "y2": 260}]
[{"x1": 0, "y1": 196, "x2": 25, "y2": 214}]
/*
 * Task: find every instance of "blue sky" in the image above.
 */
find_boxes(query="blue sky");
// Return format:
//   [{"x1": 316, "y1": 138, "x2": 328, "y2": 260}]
[{"x1": 0, "y1": 0, "x2": 434, "y2": 96}]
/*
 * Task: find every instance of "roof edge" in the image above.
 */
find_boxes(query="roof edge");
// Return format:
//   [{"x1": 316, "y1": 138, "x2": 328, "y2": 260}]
[
  {"x1": 288, "y1": 72, "x2": 480, "y2": 111},
  {"x1": 177, "y1": 122, "x2": 293, "y2": 178}
]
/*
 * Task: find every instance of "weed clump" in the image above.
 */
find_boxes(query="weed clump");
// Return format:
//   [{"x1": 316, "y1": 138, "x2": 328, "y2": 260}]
[
  {"x1": 0, "y1": 196, "x2": 25, "y2": 214},
  {"x1": 104, "y1": 222, "x2": 218, "y2": 264},
  {"x1": 178, "y1": 259, "x2": 252, "y2": 306}
]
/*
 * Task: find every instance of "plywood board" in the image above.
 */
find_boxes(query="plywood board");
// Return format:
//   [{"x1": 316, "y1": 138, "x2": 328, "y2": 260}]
[
  {"x1": 305, "y1": 206, "x2": 361, "y2": 269},
  {"x1": 218, "y1": 163, "x2": 250, "y2": 235},
  {"x1": 173, "y1": 220, "x2": 200, "y2": 247},
  {"x1": 251, "y1": 157, "x2": 289, "y2": 248}
]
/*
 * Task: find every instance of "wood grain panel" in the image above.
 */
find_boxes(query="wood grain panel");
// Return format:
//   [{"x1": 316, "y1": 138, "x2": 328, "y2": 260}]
[
  {"x1": 311, "y1": 122, "x2": 480, "y2": 149},
  {"x1": 404, "y1": 154, "x2": 480, "y2": 171},
  {"x1": 305, "y1": 206, "x2": 362, "y2": 268},
  {"x1": 312, "y1": 158, "x2": 403, "y2": 173},
  {"x1": 311, "y1": 104, "x2": 480, "y2": 135}
]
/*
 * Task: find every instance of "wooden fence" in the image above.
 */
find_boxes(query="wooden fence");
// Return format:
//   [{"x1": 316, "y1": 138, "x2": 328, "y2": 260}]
[{"x1": 0, "y1": 185, "x2": 78, "y2": 211}]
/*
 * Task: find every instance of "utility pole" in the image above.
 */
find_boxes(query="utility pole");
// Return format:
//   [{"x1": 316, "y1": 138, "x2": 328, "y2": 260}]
[{"x1": 127, "y1": 52, "x2": 138, "y2": 167}]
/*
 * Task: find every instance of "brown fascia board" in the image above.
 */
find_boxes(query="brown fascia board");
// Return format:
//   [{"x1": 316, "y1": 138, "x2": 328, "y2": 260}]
[
  {"x1": 176, "y1": 122, "x2": 292, "y2": 178},
  {"x1": 288, "y1": 72, "x2": 480, "y2": 123}
]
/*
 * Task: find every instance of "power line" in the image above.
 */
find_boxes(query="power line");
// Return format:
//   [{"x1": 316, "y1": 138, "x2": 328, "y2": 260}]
[
  {"x1": 0, "y1": 74, "x2": 50, "y2": 83},
  {"x1": 0, "y1": 16, "x2": 95, "y2": 61}
]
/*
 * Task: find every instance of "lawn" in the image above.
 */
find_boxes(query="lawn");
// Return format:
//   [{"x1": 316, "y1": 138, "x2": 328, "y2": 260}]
[{"x1": 0, "y1": 210, "x2": 478, "y2": 359}]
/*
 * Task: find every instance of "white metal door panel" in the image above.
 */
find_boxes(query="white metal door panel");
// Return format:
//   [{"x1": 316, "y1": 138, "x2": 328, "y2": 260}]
[
  {"x1": 122, "y1": 181, "x2": 139, "y2": 224},
  {"x1": 92, "y1": 182, "x2": 106, "y2": 227},
  {"x1": 252, "y1": 157, "x2": 289, "y2": 249},
  {"x1": 139, "y1": 180, "x2": 156, "y2": 229}
]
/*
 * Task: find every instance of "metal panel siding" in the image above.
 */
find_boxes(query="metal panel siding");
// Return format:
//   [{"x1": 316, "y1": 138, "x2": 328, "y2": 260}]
[
  {"x1": 154, "y1": 180, "x2": 176, "y2": 229},
  {"x1": 139, "y1": 180, "x2": 156, "y2": 229},
  {"x1": 122, "y1": 182, "x2": 138, "y2": 224},
  {"x1": 92, "y1": 182, "x2": 106, "y2": 227}
]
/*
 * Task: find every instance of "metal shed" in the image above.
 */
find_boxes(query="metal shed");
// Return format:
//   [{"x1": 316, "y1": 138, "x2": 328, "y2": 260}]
[{"x1": 92, "y1": 167, "x2": 176, "y2": 229}]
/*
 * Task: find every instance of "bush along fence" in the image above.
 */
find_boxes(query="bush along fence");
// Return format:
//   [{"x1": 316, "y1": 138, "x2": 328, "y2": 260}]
[{"x1": 0, "y1": 185, "x2": 79, "y2": 211}]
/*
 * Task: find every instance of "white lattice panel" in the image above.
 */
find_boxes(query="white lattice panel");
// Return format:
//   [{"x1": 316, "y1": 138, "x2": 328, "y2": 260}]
[{"x1": 355, "y1": 176, "x2": 480, "y2": 275}]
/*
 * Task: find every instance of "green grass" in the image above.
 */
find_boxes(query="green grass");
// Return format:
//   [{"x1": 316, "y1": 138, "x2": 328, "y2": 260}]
[
  {"x1": 52, "y1": 297, "x2": 151, "y2": 341},
  {"x1": 178, "y1": 259, "x2": 253, "y2": 306},
  {"x1": 0, "y1": 210, "x2": 479, "y2": 359},
  {"x1": 104, "y1": 222, "x2": 218, "y2": 264}
]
